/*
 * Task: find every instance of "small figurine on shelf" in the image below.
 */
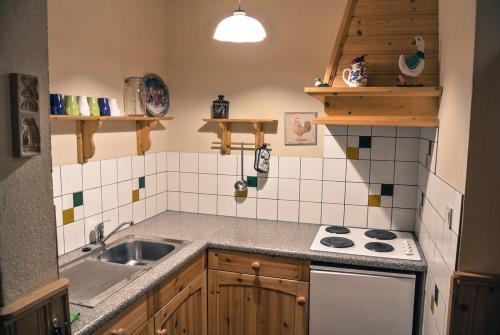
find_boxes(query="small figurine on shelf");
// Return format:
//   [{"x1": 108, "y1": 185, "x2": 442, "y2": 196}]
[
  {"x1": 212, "y1": 95, "x2": 229, "y2": 119},
  {"x1": 342, "y1": 55, "x2": 368, "y2": 87},
  {"x1": 314, "y1": 77, "x2": 329, "y2": 87},
  {"x1": 398, "y1": 36, "x2": 425, "y2": 87}
]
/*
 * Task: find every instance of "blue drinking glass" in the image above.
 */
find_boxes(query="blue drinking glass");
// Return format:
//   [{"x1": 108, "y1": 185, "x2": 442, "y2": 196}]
[
  {"x1": 98, "y1": 97, "x2": 111, "y2": 116},
  {"x1": 50, "y1": 93, "x2": 66, "y2": 115}
]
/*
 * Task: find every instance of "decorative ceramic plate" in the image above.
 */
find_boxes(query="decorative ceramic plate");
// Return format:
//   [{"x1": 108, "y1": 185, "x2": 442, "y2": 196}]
[{"x1": 144, "y1": 74, "x2": 169, "y2": 116}]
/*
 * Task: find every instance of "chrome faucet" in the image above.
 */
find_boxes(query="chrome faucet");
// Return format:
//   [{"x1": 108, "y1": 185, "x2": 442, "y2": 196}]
[{"x1": 96, "y1": 221, "x2": 134, "y2": 245}]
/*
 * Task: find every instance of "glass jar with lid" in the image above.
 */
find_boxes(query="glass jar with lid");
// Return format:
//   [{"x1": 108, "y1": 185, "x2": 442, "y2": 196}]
[{"x1": 123, "y1": 77, "x2": 146, "y2": 116}]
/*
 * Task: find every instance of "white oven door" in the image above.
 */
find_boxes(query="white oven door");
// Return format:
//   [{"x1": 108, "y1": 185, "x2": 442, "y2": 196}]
[{"x1": 310, "y1": 267, "x2": 416, "y2": 335}]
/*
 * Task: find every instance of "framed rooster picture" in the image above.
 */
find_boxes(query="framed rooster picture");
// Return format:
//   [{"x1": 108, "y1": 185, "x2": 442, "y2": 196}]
[{"x1": 284, "y1": 112, "x2": 317, "y2": 145}]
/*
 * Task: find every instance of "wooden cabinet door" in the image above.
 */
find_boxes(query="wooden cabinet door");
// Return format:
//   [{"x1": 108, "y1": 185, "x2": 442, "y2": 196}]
[
  {"x1": 208, "y1": 270, "x2": 308, "y2": 335},
  {"x1": 153, "y1": 271, "x2": 207, "y2": 335}
]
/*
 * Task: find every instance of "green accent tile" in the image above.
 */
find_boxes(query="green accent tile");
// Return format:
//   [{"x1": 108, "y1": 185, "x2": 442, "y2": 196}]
[
  {"x1": 73, "y1": 191, "x2": 83, "y2": 207},
  {"x1": 346, "y1": 147, "x2": 359, "y2": 160},
  {"x1": 381, "y1": 184, "x2": 394, "y2": 196},
  {"x1": 139, "y1": 176, "x2": 145, "y2": 189},
  {"x1": 132, "y1": 189, "x2": 140, "y2": 202},
  {"x1": 359, "y1": 136, "x2": 372, "y2": 148},
  {"x1": 247, "y1": 176, "x2": 257, "y2": 187},
  {"x1": 368, "y1": 195, "x2": 381, "y2": 207},
  {"x1": 62, "y1": 208, "x2": 74, "y2": 224}
]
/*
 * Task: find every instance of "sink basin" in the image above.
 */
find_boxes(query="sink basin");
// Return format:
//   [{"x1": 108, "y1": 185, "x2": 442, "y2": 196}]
[{"x1": 99, "y1": 239, "x2": 176, "y2": 266}]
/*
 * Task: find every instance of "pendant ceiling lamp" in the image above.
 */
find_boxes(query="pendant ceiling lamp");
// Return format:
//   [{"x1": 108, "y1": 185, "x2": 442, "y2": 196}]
[{"x1": 213, "y1": 0, "x2": 267, "y2": 43}]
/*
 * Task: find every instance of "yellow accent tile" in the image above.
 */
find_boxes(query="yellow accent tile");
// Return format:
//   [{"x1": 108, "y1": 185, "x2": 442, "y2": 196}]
[
  {"x1": 368, "y1": 195, "x2": 381, "y2": 207},
  {"x1": 62, "y1": 208, "x2": 74, "y2": 225},
  {"x1": 346, "y1": 147, "x2": 359, "y2": 160},
  {"x1": 132, "y1": 189, "x2": 139, "y2": 202}
]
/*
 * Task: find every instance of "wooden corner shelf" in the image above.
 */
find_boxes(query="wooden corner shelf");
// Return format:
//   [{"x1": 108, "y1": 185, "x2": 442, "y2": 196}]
[
  {"x1": 306, "y1": 0, "x2": 442, "y2": 127},
  {"x1": 202, "y1": 118, "x2": 277, "y2": 154},
  {"x1": 50, "y1": 115, "x2": 174, "y2": 163}
]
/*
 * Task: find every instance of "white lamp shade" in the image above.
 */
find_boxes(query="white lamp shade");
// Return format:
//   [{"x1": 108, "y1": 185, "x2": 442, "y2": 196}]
[{"x1": 213, "y1": 10, "x2": 267, "y2": 43}]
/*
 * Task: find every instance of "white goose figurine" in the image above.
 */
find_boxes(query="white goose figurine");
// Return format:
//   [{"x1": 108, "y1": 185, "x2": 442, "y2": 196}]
[{"x1": 399, "y1": 36, "x2": 425, "y2": 78}]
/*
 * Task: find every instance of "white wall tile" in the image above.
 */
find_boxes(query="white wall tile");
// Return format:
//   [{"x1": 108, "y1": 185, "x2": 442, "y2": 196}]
[
  {"x1": 180, "y1": 192, "x2": 198, "y2": 213},
  {"x1": 167, "y1": 192, "x2": 179, "y2": 211},
  {"x1": 217, "y1": 196, "x2": 236, "y2": 216},
  {"x1": 394, "y1": 161, "x2": 418, "y2": 185},
  {"x1": 344, "y1": 205, "x2": 368, "y2": 228},
  {"x1": 199, "y1": 153, "x2": 217, "y2": 174},
  {"x1": 346, "y1": 160, "x2": 370, "y2": 182},
  {"x1": 370, "y1": 161, "x2": 394, "y2": 184},
  {"x1": 257, "y1": 177, "x2": 278, "y2": 199},
  {"x1": 133, "y1": 199, "x2": 145, "y2": 223},
  {"x1": 146, "y1": 196, "x2": 157, "y2": 218},
  {"x1": 180, "y1": 172, "x2": 198, "y2": 193},
  {"x1": 118, "y1": 204, "x2": 132, "y2": 223},
  {"x1": 102, "y1": 208, "x2": 119, "y2": 234},
  {"x1": 278, "y1": 178, "x2": 300, "y2": 201},
  {"x1": 322, "y1": 181, "x2": 345, "y2": 204},
  {"x1": 52, "y1": 166, "x2": 61, "y2": 197},
  {"x1": 198, "y1": 194, "x2": 217, "y2": 215},
  {"x1": 131, "y1": 155, "x2": 145, "y2": 178},
  {"x1": 156, "y1": 152, "x2": 167, "y2": 173},
  {"x1": 262, "y1": 156, "x2": 279, "y2": 178},
  {"x1": 218, "y1": 175, "x2": 237, "y2": 196},
  {"x1": 117, "y1": 157, "x2": 132, "y2": 182},
  {"x1": 74, "y1": 206, "x2": 84, "y2": 222},
  {"x1": 146, "y1": 174, "x2": 157, "y2": 197},
  {"x1": 323, "y1": 158, "x2": 346, "y2": 181},
  {"x1": 61, "y1": 164, "x2": 82, "y2": 195},
  {"x1": 324, "y1": 125, "x2": 347, "y2": 136},
  {"x1": 299, "y1": 201, "x2": 321, "y2": 224},
  {"x1": 84, "y1": 213, "x2": 103, "y2": 244},
  {"x1": 372, "y1": 126, "x2": 396, "y2": 137},
  {"x1": 199, "y1": 174, "x2": 217, "y2": 194},
  {"x1": 348, "y1": 125, "x2": 371, "y2": 136},
  {"x1": 63, "y1": 220, "x2": 85, "y2": 252},
  {"x1": 421, "y1": 127, "x2": 438, "y2": 141},
  {"x1": 167, "y1": 152, "x2": 180, "y2": 171},
  {"x1": 57, "y1": 226, "x2": 65, "y2": 256},
  {"x1": 157, "y1": 172, "x2": 167, "y2": 193},
  {"x1": 392, "y1": 208, "x2": 415, "y2": 231},
  {"x1": 83, "y1": 188, "x2": 102, "y2": 217},
  {"x1": 393, "y1": 185, "x2": 417, "y2": 209},
  {"x1": 324, "y1": 135, "x2": 347, "y2": 158},
  {"x1": 237, "y1": 197, "x2": 257, "y2": 218},
  {"x1": 62, "y1": 194, "x2": 73, "y2": 210},
  {"x1": 396, "y1": 138, "x2": 419, "y2": 161},
  {"x1": 167, "y1": 172, "x2": 179, "y2": 191},
  {"x1": 237, "y1": 154, "x2": 257, "y2": 177},
  {"x1": 278, "y1": 156, "x2": 301, "y2": 179},
  {"x1": 157, "y1": 192, "x2": 167, "y2": 214},
  {"x1": 145, "y1": 153, "x2": 157, "y2": 176},
  {"x1": 218, "y1": 154, "x2": 237, "y2": 175},
  {"x1": 180, "y1": 152, "x2": 198, "y2": 173},
  {"x1": 54, "y1": 197, "x2": 63, "y2": 227},
  {"x1": 117, "y1": 180, "x2": 132, "y2": 206},
  {"x1": 300, "y1": 157, "x2": 323, "y2": 180},
  {"x1": 452, "y1": 191, "x2": 463, "y2": 235},
  {"x1": 101, "y1": 159, "x2": 117, "y2": 186},
  {"x1": 102, "y1": 184, "x2": 118, "y2": 211},
  {"x1": 257, "y1": 199, "x2": 278, "y2": 221},
  {"x1": 321, "y1": 203, "x2": 344, "y2": 225},
  {"x1": 278, "y1": 200, "x2": 299, "y2": 222},
  {"x1": 367, "y1": 207, "x2": 392, "y2": 229},
  {"x1": 397, "y1": 127, "x2": 420, "y2": 138},
  {"x1": 300, "y1": 180, "x2": 322, "y2": 202},
  {"x1": 345, "y1": 182, "x2": 368, "y2": 206},
  {"x1": 370, "y1": 137, "x2": 396, "y2": 161}
]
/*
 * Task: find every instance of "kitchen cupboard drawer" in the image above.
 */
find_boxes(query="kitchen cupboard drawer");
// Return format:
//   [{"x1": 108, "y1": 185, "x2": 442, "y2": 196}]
[
  {"x1": 156, "y1": 253, "x2": 206, "y2": 309},
  {"x1": 208, "y1": 249, "x2": 310, "y2": 281},
  {"x1": 96, "y1": 297, "x2": 148, "y2": 335}
]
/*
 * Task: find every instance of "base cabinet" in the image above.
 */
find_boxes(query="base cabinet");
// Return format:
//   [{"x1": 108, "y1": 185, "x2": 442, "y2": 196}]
[{"x1": 207, "y1": 270, "x2": 309, "y2": 335}]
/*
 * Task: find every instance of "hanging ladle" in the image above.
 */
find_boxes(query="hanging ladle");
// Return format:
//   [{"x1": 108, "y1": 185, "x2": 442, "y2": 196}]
[{"x1": 234, "y1": 143, "x2": 248, "y2": 192}]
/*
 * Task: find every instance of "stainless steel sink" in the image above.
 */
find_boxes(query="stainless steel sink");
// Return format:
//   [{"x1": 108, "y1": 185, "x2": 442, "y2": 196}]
[
  {"x1": 99, "y1": 238, "x2": 179, "y2": 266},
  {"x1": 60, "y1": 235, "x2": 189, "y2": 307}
]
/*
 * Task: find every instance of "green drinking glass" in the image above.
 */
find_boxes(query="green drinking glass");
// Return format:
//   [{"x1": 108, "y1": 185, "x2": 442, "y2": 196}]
[
  {"x1": 87, "y1": 96, "x2": 100, "y2": 116},
  {"x1": 64, "y1": 95, "x2": 80, "y2": 116}
]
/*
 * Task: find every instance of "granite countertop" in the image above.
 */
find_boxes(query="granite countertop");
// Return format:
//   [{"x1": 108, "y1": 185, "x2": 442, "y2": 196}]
[{"x1": 65, "y1": 211, "x2": 427, "y2": 335}]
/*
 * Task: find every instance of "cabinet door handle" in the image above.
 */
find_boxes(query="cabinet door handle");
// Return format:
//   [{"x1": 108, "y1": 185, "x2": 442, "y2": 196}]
[
  {"x1": 297, "y1": 297, "x2": 306, "y2": 305},
  {"x1": 250, "y1": 261, "x2": 260, "y2": 271},
  {"x1": 111, "y1": 328, "x2": 126, "y2": 335}
]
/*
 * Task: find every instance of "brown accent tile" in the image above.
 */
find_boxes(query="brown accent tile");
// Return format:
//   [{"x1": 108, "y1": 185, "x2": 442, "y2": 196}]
[
  {"x1": 62, "y1": 208, "x2": 74, "y2": 225},
  {"x1": 346, "y1": 147, "x2": 359, "y2": 160},
  {"x1": 132, "y1": 189, "x2": 140, "y2": 202},
  {"x1": 368, "y1": 195, "x2": 381, "y2": 207}
]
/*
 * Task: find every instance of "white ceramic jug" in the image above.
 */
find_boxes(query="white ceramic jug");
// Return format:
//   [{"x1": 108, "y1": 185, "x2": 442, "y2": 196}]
[
  {"x1": 77, "y1": 96, "x2": 91, "y2": 116},
  {"x1": 109, "y1": 98, "x2": 121, "y2": 116}
]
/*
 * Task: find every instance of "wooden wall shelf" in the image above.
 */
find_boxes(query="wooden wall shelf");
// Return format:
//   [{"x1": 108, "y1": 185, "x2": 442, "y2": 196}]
[
  {"x1": 306, "y1": 0, "x2": 441, "y2": 127},
  {"x1": 202, "y1": 118, "x2": 277, "y2": 154},
  {"x1": 50, "y1": 115, "x2": 174, "y2": 163}
]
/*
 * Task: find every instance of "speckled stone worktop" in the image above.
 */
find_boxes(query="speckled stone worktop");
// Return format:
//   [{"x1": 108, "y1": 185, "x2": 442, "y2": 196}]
[{"x1": 64, "y1": 211, "x2": 427, "y2": 335}]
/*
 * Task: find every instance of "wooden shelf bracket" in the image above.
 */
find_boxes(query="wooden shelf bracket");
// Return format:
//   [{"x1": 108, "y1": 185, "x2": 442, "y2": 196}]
[
  {"x1": 76, "y1": 120, "x2": 102, "y2": 164},
  {"x1": 136, "y1": 120, "x2": 158, "y2": 156},
  {"x1": 219, "y1": 122, "x2": 232, "y2": 155}
]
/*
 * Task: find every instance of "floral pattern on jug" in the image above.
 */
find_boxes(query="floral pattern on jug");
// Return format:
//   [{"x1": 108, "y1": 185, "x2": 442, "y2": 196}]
[{"x1": 342, "y1": 55, "x2": 368, "y2": 88}]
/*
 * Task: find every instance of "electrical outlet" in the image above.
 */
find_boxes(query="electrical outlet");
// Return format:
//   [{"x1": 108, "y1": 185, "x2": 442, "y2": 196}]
[{"x1": 447, "y1": 206, "x2": 453, "y2": 230}]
